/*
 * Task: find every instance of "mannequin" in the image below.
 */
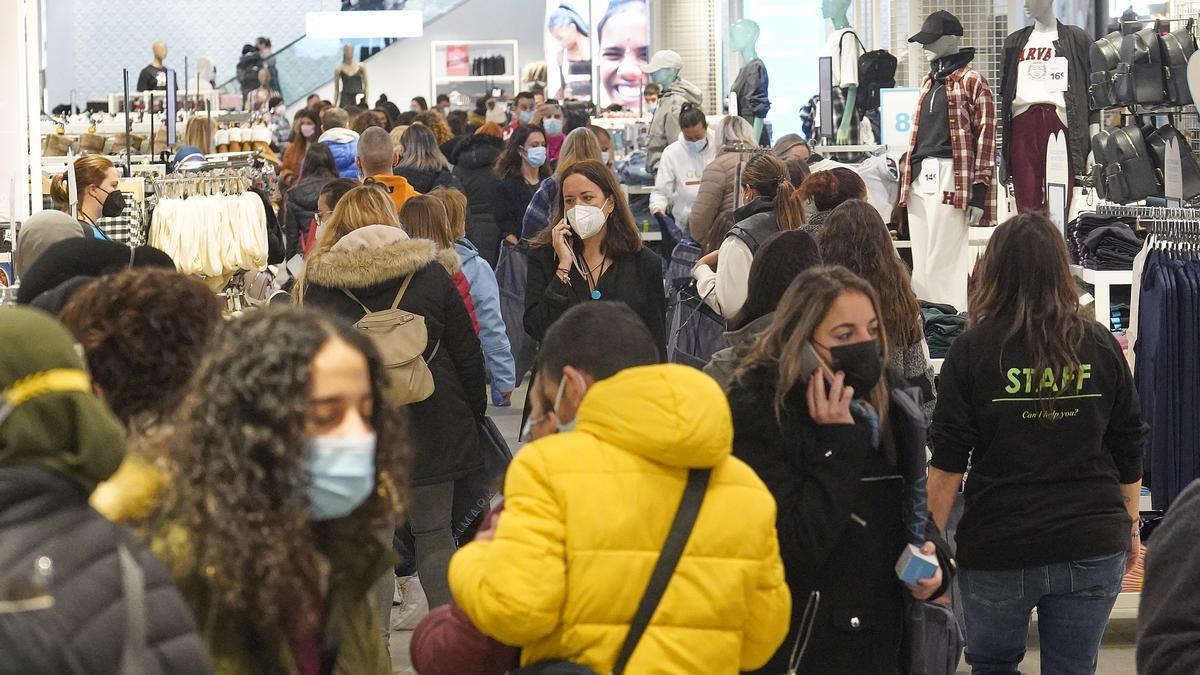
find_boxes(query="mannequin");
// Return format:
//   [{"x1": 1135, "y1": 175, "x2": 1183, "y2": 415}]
[
  {"x1": 136, "y1": 41, "x2": 168, "y2": 92},
  {"x1": 1001, "y1": 0, "x2": 1099, "y2": 213},
  {"x1": 643, "y1": 50, "x2": 702, "y2": 172},
  {"x1": 899, "y1": 11, "x2": 996, "y2": 311},
  {"x1": 821, "y1": 0, "x2": 859, "y2": 144},
  {"x1": 730, "y1": 20, "x2": 771, "y2": 145},
  {"x1": 333, "y1": 44, "x2": 369, "y2": 109},
  {"x1": 249, "y1": 69, "x2": 276, "y2": 112}
]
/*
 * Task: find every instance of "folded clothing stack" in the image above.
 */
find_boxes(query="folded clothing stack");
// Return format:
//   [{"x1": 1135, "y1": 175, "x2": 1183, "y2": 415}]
[
  {"x1": 921, "y1": 301, "x2": 966, "y2": 360},
  {"x1": 1067, "y1": 214, "x2": 1143, "y2": 270}
]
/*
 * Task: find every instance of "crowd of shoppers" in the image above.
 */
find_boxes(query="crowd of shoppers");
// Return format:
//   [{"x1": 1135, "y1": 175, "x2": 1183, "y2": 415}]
[{"x1": 3, "y1": 78, "x2": 1177, "y2": 675}]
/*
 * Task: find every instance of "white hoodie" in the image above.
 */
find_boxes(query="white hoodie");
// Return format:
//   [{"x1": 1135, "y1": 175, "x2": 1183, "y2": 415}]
[{"x1": 649, "y1": 129, "x2": 717, "y2": 237}]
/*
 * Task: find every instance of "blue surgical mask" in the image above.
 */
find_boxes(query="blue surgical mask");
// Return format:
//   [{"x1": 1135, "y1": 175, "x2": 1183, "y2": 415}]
[
  {"x1": 518, "y1": 109, "x2": 535, "y2": 124},
  {"x1": 685, "y1": 138, "x2": 708, "y2": 153},
  {"x1": 524, "y1": 146, "x2": 548, "y2": 168},
  {"x1": 304, "y1": 434, "x2": 377, "y2": 521},
  {"x1": 552, "y1": 374, "x2": 586, "y2": 434},
  {"x1": 543, "y1": 118, "x2": 564, "y2": 136},
  {"x1": 600, "y1": 150, "x2": 611, "y2": 164}
]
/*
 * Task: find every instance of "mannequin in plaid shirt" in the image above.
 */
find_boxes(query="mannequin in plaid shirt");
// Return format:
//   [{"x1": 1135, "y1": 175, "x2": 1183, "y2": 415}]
[{"x1": 898, "y1": 11, "x2": 996, "y2": 311}]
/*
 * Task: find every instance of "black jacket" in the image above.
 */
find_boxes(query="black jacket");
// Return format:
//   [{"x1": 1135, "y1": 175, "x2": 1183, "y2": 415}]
[
  {"x1": 282, "y1": 174, "x2": 335, "y2": 257},
  {"x1": 494, "y1": 173, "x2": 539, "y2": 242},
  {"x1": 729, "y1": 364, "x2": 945, "y2": 674},
  {"x1": 0, "y1": 466, "x2": 213, "y2": 674},
  {"x1": 1138, "y1": 478, "x2": 1200, "y2": 675},
  {"x1": 452, "y1": 135, "x2": 505, "y2": 268},
  {"x1": 727, "y1": 196, "x2": 780, "y2": 255},
  {"x1": 303, "y1": 235, "x2": 487, "y2": 486},
  {"x1": 394, "y1": 166, "x2": 463, "y2": 194},
  {"x1": 1001, "y1": 22, "x2": 1096, "y2": 181},
  {"x1": 524, "y1": 243, "x2": 667, "y2": 359}
]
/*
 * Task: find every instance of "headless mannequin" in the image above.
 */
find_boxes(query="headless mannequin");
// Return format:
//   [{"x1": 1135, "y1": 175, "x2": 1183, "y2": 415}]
[
  {"x1": 823, "y1": 0, "x2": 857, "y2": 144},
  {"x1": 1025, "y1": 0, "x2": 1098, "y2": 140},
  {"x1": 1004, "y1": 0, "x2": 1100, "y2": 210},
  {"x1": 730, "y1": 20, "x2": 768, "y2": 142},
  {"x1": 333, "y1": 44, "x2": 370, "y2": 108},
  {"x1": 922, "y1": 35, "x2": 983, "y2": 227},
  {"x1": 250, "y1": 69, "x2": 274, "y2": 112},
  {"x1": 152, "y1": 42, "x2": 166, "y2": 70}
]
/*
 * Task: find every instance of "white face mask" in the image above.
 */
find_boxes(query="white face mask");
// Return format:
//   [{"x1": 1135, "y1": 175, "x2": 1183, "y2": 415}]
[{"x1": 566, "y1": 199, "x2": 609, "y2": 239}]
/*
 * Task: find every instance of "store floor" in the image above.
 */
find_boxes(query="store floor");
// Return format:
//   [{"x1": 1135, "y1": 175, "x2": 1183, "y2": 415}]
[{"x1": 386, "y1": 381, "x2": 1141, "y2": 674}]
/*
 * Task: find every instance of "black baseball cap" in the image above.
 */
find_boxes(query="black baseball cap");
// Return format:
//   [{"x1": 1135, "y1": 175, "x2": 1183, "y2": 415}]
[{"x1": 908, "y1": 11, "x2": 964, "y2": 44}]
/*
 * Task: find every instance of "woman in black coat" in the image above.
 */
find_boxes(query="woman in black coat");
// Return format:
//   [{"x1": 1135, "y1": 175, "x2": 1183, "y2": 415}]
[
  {"x1": 524, "y1": 160, "x2": 666, "y2": 358},
  {"x1": 300, "y1": 185, "x2": 485, "y2": 610},
  {"x1": 395, "y1": 124, "x2": 464, "y2": 194},
  {"x1": 451, "y1": 131, "x2": 505, "y2": 267},
  {"x1": 727, "y1": 265, "x2": 952, "y2": 675},
  {"x1": 0, "y1": 308, "x2": 212, "y2": 674},
  {"x1": 281, "y1": 143, "x2": 340, "y2": 258},
  {"x1": 493, "y1": 125, "x2": 550, "y2": 246}
]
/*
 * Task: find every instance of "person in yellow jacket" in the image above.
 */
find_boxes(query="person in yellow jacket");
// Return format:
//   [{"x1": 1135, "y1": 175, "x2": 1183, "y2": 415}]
[{"x1": 449, "y1": 302, "x2": 792, "y2": 673}]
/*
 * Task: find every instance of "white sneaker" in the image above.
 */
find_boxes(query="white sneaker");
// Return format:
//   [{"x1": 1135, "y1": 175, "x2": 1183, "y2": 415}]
[{"x1": 392, "y1": 575, "x2": 429, "y2": 631}]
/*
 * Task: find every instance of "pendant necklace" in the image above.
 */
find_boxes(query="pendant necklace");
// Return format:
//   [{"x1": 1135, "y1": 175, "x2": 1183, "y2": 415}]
[{"x1": 586, "y1": 256, "x2": 606, "y2": 300}]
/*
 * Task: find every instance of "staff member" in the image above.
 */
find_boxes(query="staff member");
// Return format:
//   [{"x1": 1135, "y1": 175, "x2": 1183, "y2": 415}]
[
  {"x1": 48, "y1": 155, "x2": 123, "y2": 240},
  {"x1": 650, "y1": 102, "x2": 716, "y2": 240}
]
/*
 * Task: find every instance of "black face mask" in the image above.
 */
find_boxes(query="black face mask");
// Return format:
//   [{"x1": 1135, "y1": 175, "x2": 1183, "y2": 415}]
[
  {"x1": 95, "y1": 187, "x2": 126, "y2": 218},
  {"x1": 823, "y1": 338, "x2": 884, "y2": 397}
]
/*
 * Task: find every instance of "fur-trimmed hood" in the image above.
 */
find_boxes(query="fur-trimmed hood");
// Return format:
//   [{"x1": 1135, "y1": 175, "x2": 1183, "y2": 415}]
[
  {"x1": 435, "y1": 247, "x2": 462, "y2": 277},
  {"x1": 304, "y1": 229, "x2": 437, "y2": 289}
]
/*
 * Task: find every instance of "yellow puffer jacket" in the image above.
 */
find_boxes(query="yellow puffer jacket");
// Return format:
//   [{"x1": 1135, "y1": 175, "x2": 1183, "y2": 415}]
[{"x1": 450, "y1": 364, "x2": 791, "y2": 673}]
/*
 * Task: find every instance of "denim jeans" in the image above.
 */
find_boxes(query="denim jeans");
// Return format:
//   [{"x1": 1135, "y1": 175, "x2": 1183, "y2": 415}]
[{"x1": 959, "y1": 551, "x2": 1125, "y2": 675}]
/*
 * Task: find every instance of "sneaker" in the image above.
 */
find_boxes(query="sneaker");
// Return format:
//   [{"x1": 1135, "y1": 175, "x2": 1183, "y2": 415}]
[{"x1": 392, "y1": 574, "x2": 429, "y2": 630}]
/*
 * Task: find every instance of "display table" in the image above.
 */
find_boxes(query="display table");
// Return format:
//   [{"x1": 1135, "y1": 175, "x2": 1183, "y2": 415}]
[{"x1": 1070, "y1": 265, "x2": 1133, "y2": 331}]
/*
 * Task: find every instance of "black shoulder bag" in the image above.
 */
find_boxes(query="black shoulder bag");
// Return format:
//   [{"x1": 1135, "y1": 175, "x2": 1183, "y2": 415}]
[{"x1": 514, "y1": 468, "x2": 712, "y2": 675}]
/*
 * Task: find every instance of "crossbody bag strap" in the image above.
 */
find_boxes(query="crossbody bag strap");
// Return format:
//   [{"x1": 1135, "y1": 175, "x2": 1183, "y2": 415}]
[
  {"x1": 116, "y1": 529, "x2": 147, "y2": 675},
  {"x1": 611, "y1": 468, "x2": 711, "y2": 675}
]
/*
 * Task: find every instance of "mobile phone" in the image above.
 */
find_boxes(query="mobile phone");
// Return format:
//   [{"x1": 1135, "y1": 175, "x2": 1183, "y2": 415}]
[{"x1": 799, "y1": 342, "x2": 834, "y2": 385}]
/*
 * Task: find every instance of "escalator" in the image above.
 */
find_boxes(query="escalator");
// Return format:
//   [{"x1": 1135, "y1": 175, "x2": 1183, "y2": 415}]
[{"x1": 215, "y1": 0, "x2": 471, "y2": 107}]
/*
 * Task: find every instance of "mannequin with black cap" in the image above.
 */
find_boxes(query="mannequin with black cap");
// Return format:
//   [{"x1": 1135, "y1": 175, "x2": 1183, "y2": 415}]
[
  {"x1": 1001, "y1": 0, "x2": 1097, "y2": 213},
  {"x1": 898, "y1": 10, "x2": 996, "y2": 312}
]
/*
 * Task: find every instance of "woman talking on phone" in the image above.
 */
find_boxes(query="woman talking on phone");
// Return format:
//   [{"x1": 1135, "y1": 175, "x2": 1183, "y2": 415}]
[
  {"x1": 525, "y1": 159, "x2": 665, "y2": 357},
  {"x1": 727, "y1": 265, "x2": 953, "y2": 674}
]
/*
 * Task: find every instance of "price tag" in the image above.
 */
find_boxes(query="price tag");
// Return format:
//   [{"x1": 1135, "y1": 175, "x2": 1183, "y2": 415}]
[
  {"x1": 917, "y1": 158, "x2": 940, "y2": 195},
  {"x1": 1046, "y1": 57, "x2": 1069, "y2": 92}
]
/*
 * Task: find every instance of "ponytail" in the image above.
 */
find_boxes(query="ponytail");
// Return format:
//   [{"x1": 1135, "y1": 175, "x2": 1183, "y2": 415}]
[
  {"x1": 49, "y1": 172, "x2": 71, "y2": 208},
  {"x1": 774, "y1": 179, "x2": 806, "y2": 230}
]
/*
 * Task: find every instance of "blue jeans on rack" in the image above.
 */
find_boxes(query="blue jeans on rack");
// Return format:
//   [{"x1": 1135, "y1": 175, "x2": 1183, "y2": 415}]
[{"x1": 959, "y1": 551, "x2": 1125, "y2": 675}]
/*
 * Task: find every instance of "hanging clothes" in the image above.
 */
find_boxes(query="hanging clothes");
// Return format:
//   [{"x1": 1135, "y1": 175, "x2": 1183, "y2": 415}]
[
  {"x1": 149, "y1": 191, "x2": 268, "y2": 277},
  {"x1": 1134, "y1": 233, "x2": 1200, "y2": 510}
]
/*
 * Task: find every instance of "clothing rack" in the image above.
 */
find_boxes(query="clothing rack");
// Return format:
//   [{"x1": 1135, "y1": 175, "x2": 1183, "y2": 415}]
[
  {"x1": 1096, "y1": 204, "x2": 1200, "y2": 222},
  {"x1": 152, "y1": 169, "x2": 253, "y2": 200}
]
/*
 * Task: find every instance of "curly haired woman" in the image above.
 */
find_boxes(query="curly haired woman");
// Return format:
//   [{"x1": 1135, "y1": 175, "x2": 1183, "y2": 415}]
[
  {"x1": 59, "y1": 269, "x2": 223, "y2": 526},
  {"x1": 152, "y1": 307, "x2": 410, "y2": 673}
]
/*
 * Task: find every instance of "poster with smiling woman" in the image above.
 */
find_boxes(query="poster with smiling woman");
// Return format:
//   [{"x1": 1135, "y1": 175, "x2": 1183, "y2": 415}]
[{"x1": 545, "y1": 0, "x2": 650, "y2": 108}]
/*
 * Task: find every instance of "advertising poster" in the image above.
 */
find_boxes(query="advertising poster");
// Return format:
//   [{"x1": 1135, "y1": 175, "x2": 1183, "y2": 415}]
[
  {"x1": 544, "y1": 0, "x2": 650, "y2": 108},
  {"x1": 446, "y1": 45, "x2": 470, "y2": 77}
]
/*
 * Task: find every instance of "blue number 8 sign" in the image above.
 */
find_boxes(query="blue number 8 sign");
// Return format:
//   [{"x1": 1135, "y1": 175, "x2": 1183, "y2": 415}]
[{"x1": 895, "y1": 113, "x2": 911, "y2": 133}]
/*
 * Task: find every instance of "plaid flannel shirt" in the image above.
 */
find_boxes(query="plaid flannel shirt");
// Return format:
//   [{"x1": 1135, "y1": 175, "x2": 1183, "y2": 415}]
[
  {"x1": 95, "y1": 191, "x2": 147, "y2": 246},
  {"x1": 899, "y1": 63, "x2": 997, "y2": 225}
]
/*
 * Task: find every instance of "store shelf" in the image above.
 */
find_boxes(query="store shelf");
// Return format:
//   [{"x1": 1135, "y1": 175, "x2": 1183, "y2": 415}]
[
  {"x1": 1070, "y1": 265, "x2": 1133, "y2": 331},
  {"x1": 434, "y1": 75, "x2": 513, "y2": 84}
]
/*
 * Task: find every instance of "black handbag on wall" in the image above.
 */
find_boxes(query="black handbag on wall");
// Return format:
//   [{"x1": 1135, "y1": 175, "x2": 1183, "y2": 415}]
[
  {"x1": 1114, "y1": 25, "x2": 1166, "y2": 104},
  {"x1": 1145, "y1": 124, "x2": 1200, "y2": 200},
  {"x1": 1160, "y1": 21, "x2": 1197, "y2": 105},
  {"x1": 1105, "y1": 125, "x2": 1163, "y2": 203},
  {"x1": 1089, "y1": 31, "x2": 1123, "y2": 109}
]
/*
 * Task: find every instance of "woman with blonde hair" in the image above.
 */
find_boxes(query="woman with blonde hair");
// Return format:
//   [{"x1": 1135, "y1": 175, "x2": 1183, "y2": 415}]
[
  {"x1": 520, "y1": 126, "x2": 603, "y2": 239},
  {"x1": 400, "y1": 193, "x2": 480, "y2": 332},
  {"x1": 431, "y1": 187, "x2": 516, "y2": 404},
  {"x1": 49, "y1": 154, "x2": 121, "y2": 239},
  {"x1": 415, "y1": 110, "x2": 454, "y2": 146},
  {"x1": 729, "y1": 265, "x2": 951, "y2": 673},
  {"x1": 692, "y1": 153, "x2": 804, "y2": 321},
  {"x1": 183, "y1": 116, "x2": 217, "y2": 154},
  {"x1": 689, "y1": 115, "x2": 762, "y2": 251},
  {"x1": 301, "y1": 184, "x2": 486, "y2": 613}
]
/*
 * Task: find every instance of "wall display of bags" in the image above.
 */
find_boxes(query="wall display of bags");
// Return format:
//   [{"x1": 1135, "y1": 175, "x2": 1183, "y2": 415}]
[
  {"x1": 1091, "y1": 123, "x2": 1200, "y2": 203},
  {"x1": 1089, "y1": 19, "x2": 1197, "y2": 109}
]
